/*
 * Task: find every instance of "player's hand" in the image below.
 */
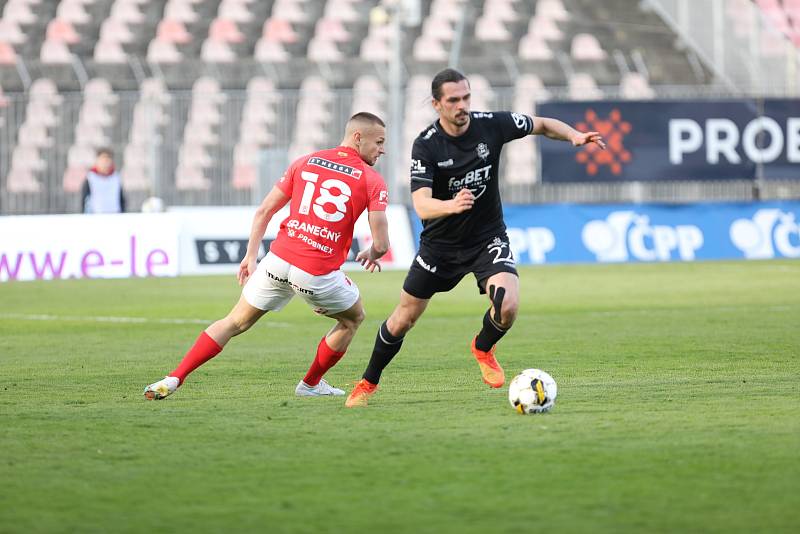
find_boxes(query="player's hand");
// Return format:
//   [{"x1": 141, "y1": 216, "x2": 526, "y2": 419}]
[
  {"x1": 572, "y1": 131, "x2": 606, "y2": 150},
  {"x1": 355, "y1": 248, "x2": 382, "y2": 273},
  {"x1": 237, "y1": 255, "x2": 257, "y2": 286},
  {"x1": 449, "y1": 188, "x2": 475, "y2": 214}
]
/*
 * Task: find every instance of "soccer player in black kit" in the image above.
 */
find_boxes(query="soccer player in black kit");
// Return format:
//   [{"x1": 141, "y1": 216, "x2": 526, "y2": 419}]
[{"x1": 346, "y1": 68, "x2": 606, "y2": 407}]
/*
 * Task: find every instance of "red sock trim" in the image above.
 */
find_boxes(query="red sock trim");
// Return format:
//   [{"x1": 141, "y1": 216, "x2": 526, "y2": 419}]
[
  {"x1": 302, "y1": 336, "x2": 346, "y2": 386},
  {"x1": 171, "y1": 331, "x2": 223, "y2": 384}
]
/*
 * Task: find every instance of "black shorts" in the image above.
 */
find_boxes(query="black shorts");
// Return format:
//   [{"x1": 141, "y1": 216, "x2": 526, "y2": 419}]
[{"x1": 402, "y1": 233, "x2": 519, "y2": 299}]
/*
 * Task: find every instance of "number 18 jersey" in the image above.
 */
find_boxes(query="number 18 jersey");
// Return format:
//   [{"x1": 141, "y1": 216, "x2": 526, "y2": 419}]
[{"x1": 269, "y1": 146, "x2": 389, "y2": 275}]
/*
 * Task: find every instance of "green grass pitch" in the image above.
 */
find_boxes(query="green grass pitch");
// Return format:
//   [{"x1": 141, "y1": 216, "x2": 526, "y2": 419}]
[{"x1": 1, "y1": 261, "x2": 798, "y2": 533}]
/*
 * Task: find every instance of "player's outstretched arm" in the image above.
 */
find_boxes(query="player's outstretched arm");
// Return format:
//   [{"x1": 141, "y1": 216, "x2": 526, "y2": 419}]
[
  {"x1": 238, "y1": 186, "x2": 290, "y2": 286},
  {"x1": 356, "y1": 210, "x2": 390, "y2": 272},
  {"x1": 412, "y1": 187, "x2": 475, "y2": 220},
  {"x1": 531, "y1": 117, "x2": 607, "y2": 150}
]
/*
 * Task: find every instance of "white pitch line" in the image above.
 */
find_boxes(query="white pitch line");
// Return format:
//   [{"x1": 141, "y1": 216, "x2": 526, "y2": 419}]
[{"x1": 0, "y1": 313, "x2": 291, "y2": 327}]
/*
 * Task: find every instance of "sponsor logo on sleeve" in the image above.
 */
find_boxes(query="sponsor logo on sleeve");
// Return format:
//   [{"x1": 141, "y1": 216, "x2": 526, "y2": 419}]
[
  {"x1": 411, "y1": 159, "x2": 427, "y2": 175},
  {"x1": 511, "y1": 113, "x2": 530, "y2": 131}
]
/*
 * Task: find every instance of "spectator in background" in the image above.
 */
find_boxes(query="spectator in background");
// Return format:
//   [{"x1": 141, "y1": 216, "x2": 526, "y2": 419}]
[{"x1": 82, "y1": 148, "x2": 126, "y2": 214}]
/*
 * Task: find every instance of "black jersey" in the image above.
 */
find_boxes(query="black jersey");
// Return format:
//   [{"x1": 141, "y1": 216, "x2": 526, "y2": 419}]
[{"x1": 409, "y1": 111, "x2": 534, "y2": 250}]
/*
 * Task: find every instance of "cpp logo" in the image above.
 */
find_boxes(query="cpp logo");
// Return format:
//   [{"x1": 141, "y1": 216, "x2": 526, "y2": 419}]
[
  {"x1": 582, "y1": 211, "x2": 704, "y2": 262},
  {"x1": 730, "y1": 209, "x2": 800, "y2": 259},
  {"x1": 507, "y1": 227, "x2": 555, "y2": 264}
]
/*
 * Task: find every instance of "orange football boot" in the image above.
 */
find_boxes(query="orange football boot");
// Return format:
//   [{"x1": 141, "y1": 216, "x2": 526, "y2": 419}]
[
  {"x1": 345, "y1": 378, "x2": 378, "y2": 407},
  {"x1": 471, "y1": 337, "x2": 505, "y2": 388}
]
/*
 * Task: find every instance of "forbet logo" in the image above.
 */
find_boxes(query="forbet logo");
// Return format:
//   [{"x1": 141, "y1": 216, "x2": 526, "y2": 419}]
[
  {"x1": 575, "y1": 109, "x2": 632, "y2": 175},
  {"x1": 730, "y1": 209, "x2": 800, "y2": 259}
]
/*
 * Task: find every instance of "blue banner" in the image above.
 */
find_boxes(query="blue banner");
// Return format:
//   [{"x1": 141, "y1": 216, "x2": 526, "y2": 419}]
[
  {"x1": 538, "y1": 99, "x2": 800, "y2": 182},
  {"x1": 409, "y1": 201, "x2": 800, "y2": 264}
]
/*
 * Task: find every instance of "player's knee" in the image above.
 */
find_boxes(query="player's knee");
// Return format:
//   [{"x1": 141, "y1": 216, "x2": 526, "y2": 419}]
[{"x1": 497, "y1": 299, "x2": 519, "y2": 329}]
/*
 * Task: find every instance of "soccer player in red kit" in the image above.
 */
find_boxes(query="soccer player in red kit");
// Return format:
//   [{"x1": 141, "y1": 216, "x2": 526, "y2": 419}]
[{"x1": 144, "y1": 112, "x2": 390, "y2": 400}]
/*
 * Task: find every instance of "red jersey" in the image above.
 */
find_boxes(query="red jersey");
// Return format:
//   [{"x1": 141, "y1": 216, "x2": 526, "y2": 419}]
[{"x1": 269, "y1": 146, "x2": 388, "y2": 275}]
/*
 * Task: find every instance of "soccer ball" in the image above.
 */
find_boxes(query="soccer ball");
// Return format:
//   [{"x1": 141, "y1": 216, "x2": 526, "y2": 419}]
[{"x1": 508, "y1": 369, "x2": 557, "y2": 414}]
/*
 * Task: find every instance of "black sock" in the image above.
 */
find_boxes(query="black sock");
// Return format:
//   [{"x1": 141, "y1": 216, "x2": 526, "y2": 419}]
[
  {"x1": 475, "y1": 309, "x2": 508, "y2": 352},
  {"x1": 363, "y1": 321, "x2": 405, "y2": 384}
]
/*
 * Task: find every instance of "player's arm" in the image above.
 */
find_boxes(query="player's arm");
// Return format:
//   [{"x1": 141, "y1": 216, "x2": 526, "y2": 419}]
[
  {"x1": 237, "y1": 186, "x2": 290, "y2": 285},
  {"x1": 531, "y1": 117, "x2": 607, "y2": 149},
  {"x1": 355, "y1": 211, "x2": 390, "y2": 272},
  {"x1": 411, "y1": 186, "x2": 474, "y2": 220}
]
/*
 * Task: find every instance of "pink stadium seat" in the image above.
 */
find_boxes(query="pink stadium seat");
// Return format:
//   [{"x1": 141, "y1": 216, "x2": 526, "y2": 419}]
[
  {"x1": 413, "y1": 35, "x2": 448, "y2": 61},
  {"x1": 6, "y1": 168, "x2": 43, "y2": 193},
  {"x1": 209, "y1": 19, "x2": 245, "y2": 43},
  {"x1": 68, "y1": 144, "x2": 96, "y2": 167},
  {"x1": 307, "y1": 37, "x2": 343, "y2": 62},
  {"x1": 422, "y1": 17, "x2": 455, "y2": 42},
  {"x1": 29, "y1": 78, "x2": 63, "y2": 105},
  {"x1": 62, "y1": 165, "x2": 87, "y2": 193},
  {"x1": 94, "y1": 39, "x2": 128, "y2": 63},
  {"x1": 100, "y1": 17, "x2": 135, "y2": 45},
  {"x1": 163, "y1": 0, "x2": 198, "y2": 23},
  {"x1": 219, "y1": 0, "x2": 254, "y2": 23},
  {"x1": 3, "y1": 0, "x2": 36, "y2": 25},
  {"x1": 360, "y1": 35, "x2": 391, "y2": 61},
  {"x1": 57, "y1": 0, "x2": 91, "y2": 25},
  {"x1": 79, "y1": 101, "x2": 113, "y2": 128},
  {"x1": 85, "y1": 78, "x2": 119, "y2": 105},
  {"x1": 201, "y1": 39, "x2": 236, "y2": 62},
  {"x1": 240, "y1": 118, "x2": 274, "y2": 145},
  {"x1": 189, "y1": 98, "x2": 222, "y2": 125},
  {"x1": 324, "y1": 0, "x2": 359, "y2": 22},
  {"x1": 483, "y1": 0, "x2": 518, "y2": 22},
  {"x1": 429, "y1": 0, "x2": 463, "y2": 23},
  {"x1": 271, "y1": 0, "x2": 309, "y2": 23},
  {"x1": 504, "y1": 138, "x2": 537, "y2": 185},
  {"x1": 571, "y1": 33, "x2": 607, "y2": 61},
  {"x1": 314, "y1": 18, "x2": 350, "y2": 43},
  {"x1": 0, "y1": 19, "x2": 26, "y2": 45},
  {"x1": 569, "y1": 72, "x2": 603, "y2": 100},
  {"x1": 179, "y1": 142, "x2": 213, "y2": 169},
  {"x1": 111, "y1": 0, "x2": 145, "y2": 24},
  {"x1": 0, "y1": 41, "x2": 17, "y2": 65},
  {"x1": 147, "y1": 38, "x2": 183, "y2": 63},
  {"x1": 46, "y1": 19, "x2": 80, "y2": 44},
  {"x1": 75, "y1": 123, "x2": 110, "y2": 147},
  {"x1": 18, "y1": 122, "x2": 53, "y2": 148},
  {"x1": 262, "y1": 17, "x2": 298, "y2": 43},
  {"x1": 528, "y1": 16, "x2": 563, "y2": 41},
  {"x1": 157, "y1": 19, "x2": 192, "y2": 44},
  {"x1": 11, "y1": 145, "x2": 46, "y2": 172},
  {"x1": 175, "y1": 164, "x2": 211, "y2": 190},
  {"x1": 518, "y1": 34, "x2": 554, "y2": 60},
  {"x1": 620, "y1": 72, "x2": 655, "y2": 99},
  {"x1": 40, "y1": 40, "x2": 73, "y2": 64},
  {"x1": 537, "y1": 0, "x2": 570, "y2": 21},
  {"x1": 232, "y1": 164, "x2": 257, "y2": 189},
  {"x1": 475, "y1": 16, "x2": 511, "y2": 42},
  {"x1": 25, "y1": 100, "x2": 59, "y2": 127},
  {"x1": 254, "y1": 39, "x2": 290, "y2": 62}
]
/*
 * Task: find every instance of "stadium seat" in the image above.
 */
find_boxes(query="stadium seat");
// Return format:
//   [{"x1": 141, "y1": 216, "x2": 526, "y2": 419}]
[
  {"x1": 6, "y1": 167, "x2": 43, "y2": 193},
  {"x1": 324, "y1": 0, "x2": 360, "y2": 22},
  {"x1": 467, "y1": 74, "x2": 495, "y2": 110},
  {"x1": 40, "y1": 40, "x2": 73, "y2": 64},
  {"x1": 569, "y1": 72, "x2": 603, "y2": 100},
  {"x1": 18, "y1": 122, "x2": 53, "y2": 149},
  {"x1": 428, "y1": 0, "x2": 464, "y2": 23},
  {"x1": 518, "y1": 34, "x2": 554, "y2": 61},
  {"x1": 219, "y1": 0, "x2": 255, "y2": 23},
  {"x1": 528, "y1": 15, "x2": 564, "y2": 41},
  {"x1": 0, "y1": 19, "x2": 26, "y2": 46},
  {"x1": 254, "y1": 39, "x2": 290, "y2": 62},
  {"x1": 100, "y1": 17, "x2": 136, "y2": 45},
  {"x1": 85, "y1": 78, "x2": 119, "y2": 105},
  {"x1": 179, "y1": 142, "x2": 214, "y2": 169},
  {"x1": 94, "y1": 38, "x2": 127, "y2": 63},
  {"x1": 537, "y1": 0, "x2": 570, "y2": 21},
  {"x1": 262, "y1": 17, "x2": 299, "y2": 43},
  {"x1": 307, "y1": 37, "x2": 343, "y2": 62},
  {"x1": 62, "y1": 165, "x2": 87, "y2": 193},
  {"x1": 413, "y1": 35, "x2": 448, "y2": 61},
  {"x1": 271, "y1": 0, "x2": 309, "y2": 23},
  {"x1": 157, "y1": 19, "x2": 193, "y2": 44},
  {"x1": 620, "y1": 72, "x2": 655, "y2": 99},
  {"x1": 46, "y1": 19, "x2": 81, "y2": 45},
  {"x1": 175, "y1": 164, "x2": 211, "y2": 190},
  {"x1": 475, "y1": 16, "x2": 511, "y2": 42},
  {"x1": 3, "y1": 0, "x2": 37, "y2": 25},
  {"x1": 209, "y1": 18, "x2": 246, "y2": 43},
  {"x1": 504, "y1": 137, "x2": 537, "y2": 185},
  {"x1": 0, "y1": 40, "x2": 18, "y2": 65},
  {"x1": 163, "y1": 0, "x2": 198, "y2": 24},
  {"x1": 201, "y1": 39, "x2": 236, "y2": 62},
  {"x1": 147, "y1": 38, "x2": 183, "y2": 63},
  {"x1": 571, "y1": 33, "x2": 607, "y2": 61},
  {"x1": 57, "y1": 0, "x2": 91, "y2": 25},
  {"x1": 314, "y1": 18, "x2": 350, "y2": 43}
]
